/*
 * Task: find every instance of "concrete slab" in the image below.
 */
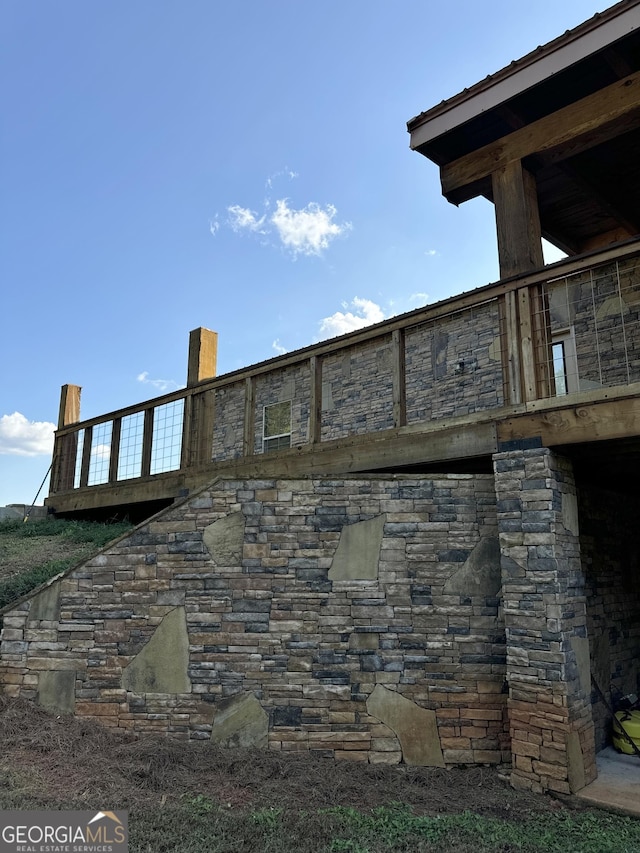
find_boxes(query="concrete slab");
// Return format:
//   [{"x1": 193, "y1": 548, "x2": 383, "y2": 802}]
[{"x1": 577, "y1": 747, "x2": 640, "y2": 817}]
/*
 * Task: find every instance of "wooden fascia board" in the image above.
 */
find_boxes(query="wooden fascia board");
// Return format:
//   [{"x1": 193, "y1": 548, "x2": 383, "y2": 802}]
[
  {"x1": 440, "y1": 70, "x2": 640, "y2": 200},
  {"x1": 408, "y1": 3, "x2": 640, "y2": 150}
]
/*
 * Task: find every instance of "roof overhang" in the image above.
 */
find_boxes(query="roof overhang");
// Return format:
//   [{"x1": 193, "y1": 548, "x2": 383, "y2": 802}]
[{"x1": 408, "y1": 0, "x2": 640, "y2": 255}]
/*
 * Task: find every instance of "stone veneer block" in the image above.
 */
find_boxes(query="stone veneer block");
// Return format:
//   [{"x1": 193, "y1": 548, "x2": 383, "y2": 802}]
[
  {"x1": 566, "y1": 731, "x2": 586, "y2": 793},
  {"x1": 122, "y1": 607, "x2": 191, "y2": 694},
  {"x1": 571, "y1": 636, "x2": 591, "y2": 697},
  {"x1": 329, "y1": 515, "x2": 385, "y2": 581},
  {"x1": 366, "y1": 684, "x2": 444, "y2": 767},
  {"x1": 203, "y1": 512, "x2": 245, "y2": 565},
  {"x1": 210, "y1": 692, "x2": 268, "y2": 748},
  {"x1": 562, "y1": 492, "x2": 580, "y2": 536},
  {"x1": 37, "y1": 670, "x2": 75, "y2": 715},
  {"x1": 443, "y1": 536, "x2": 501, "y2": 597},
  {"x1": 28, "y1": 583, "x2": 61, "y2": 623}
]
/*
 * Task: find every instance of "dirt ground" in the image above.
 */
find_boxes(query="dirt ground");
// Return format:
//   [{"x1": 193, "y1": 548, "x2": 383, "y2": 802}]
[{"x1": 0, "y1": 696, "x2": 575, "y2": 820}]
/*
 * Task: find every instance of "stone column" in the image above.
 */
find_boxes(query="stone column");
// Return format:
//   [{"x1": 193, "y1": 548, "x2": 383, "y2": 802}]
[{"x1": 493, "y1": 444, "x2": 596, "y2": 794}]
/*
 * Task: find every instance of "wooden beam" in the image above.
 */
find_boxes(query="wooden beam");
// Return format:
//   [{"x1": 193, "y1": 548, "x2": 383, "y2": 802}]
[
  {"x1": 492, "y1": 161, "x2": 544, "y2": 278},
  {"x1": 309, "y1": 356, "x2": 322, "y2": 443},
  {"x1": 441, "y1": 71, "x2": 640, "y2": 199},
  {"x1": 243, "y1": 377, "x2": 256, "y2": 456},
  {"x1": 57, "y1": 384, "x2": 81, "y2": 428},
  {"x1": 392, "y1": 329, "x2": 406, "y2": 428},
  {"x1": 497, "y1": 396, "x2": 640, "y2": 447}
]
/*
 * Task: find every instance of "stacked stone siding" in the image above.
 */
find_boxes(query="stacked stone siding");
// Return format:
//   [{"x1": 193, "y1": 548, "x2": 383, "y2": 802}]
[
  {"x1": 494, "y1": 447, "x2": 596, "y2": 794},
  {"x1": 320, "y1": 341, "x2": 395, "y2": 442},
  {"x1": 0, "y1": 475, "x2": 508, "y2": 767},
  {"x1": 212, "y1": 383, "x2": 245, "y2": 460},
  {"x1": 405, "y1": 302, "x2": 503, "y2": 425},
  {"x1": 579, "y1": 484, "x2": 640, "y2": 752},
  {"x1": 547, "y1": 255, "x2": 640, "y2": 391}
]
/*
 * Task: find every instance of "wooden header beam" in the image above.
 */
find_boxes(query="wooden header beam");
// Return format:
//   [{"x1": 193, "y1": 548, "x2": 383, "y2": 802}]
[{"x1": 441, "y1": 71, "x2": 640, "y2": 202}]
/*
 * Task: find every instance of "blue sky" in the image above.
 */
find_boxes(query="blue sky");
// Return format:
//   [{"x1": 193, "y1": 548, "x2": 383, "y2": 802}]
[{"x1": 0, "y1": 0, "x2": 605, "y2": 506}]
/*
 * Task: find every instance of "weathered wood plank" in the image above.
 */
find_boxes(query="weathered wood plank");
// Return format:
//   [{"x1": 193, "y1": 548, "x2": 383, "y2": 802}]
[
  {"x1": 442, "y1": 71, "x2": 640, "y2": 197},
  {"x1": 518, "y1": 287, "x2": 537, "y2": 403},
  {"x1": 497, "y1": 396, "x2": 640, "y2": 446},
  {"x1": 243, "y1": 377, "x2": 256, "y2": 456},
  {"x1": 392, "y1": 329, "x2": 407, "y2": 428},
  {"x1": 309, "y1": 355, "x2": 322, "y2": 444}
]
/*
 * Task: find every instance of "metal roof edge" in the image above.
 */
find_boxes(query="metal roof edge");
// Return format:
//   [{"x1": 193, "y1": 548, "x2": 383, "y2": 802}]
[{"x1": 407, "y1": 0, "x2": 640, "y2": 149}]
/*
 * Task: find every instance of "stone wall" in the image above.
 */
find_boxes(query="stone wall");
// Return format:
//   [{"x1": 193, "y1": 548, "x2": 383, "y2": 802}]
[
  {"x1": 578, "y1": 484, "x2": 640, "y2": 752},
  {"x1": 208, "y1": 303, "x2": 505, "y2": 463},
  {"x1": 0, "y1": 475, "x2": 508, "y2": 767},
  {"x1": 320, "y1": 340, "x2": 395, "y2": 442},
  {"x1": 405, "y1": 303, "x2": 504, "y2": 424},
  {"x1": 548, "y1": 254, "x2": 640, "y2": 391},
  {"x1": 494, "y1": 446, "x2": 596, "y2": 794}
]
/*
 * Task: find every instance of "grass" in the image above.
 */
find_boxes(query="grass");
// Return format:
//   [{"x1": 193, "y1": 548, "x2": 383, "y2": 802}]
[
  {"x1": 0, "y1": 518, "x2": 132, "y2": 610},
  {"x1": 126, "y1": 800, "x2": 640, "y2": 852}
]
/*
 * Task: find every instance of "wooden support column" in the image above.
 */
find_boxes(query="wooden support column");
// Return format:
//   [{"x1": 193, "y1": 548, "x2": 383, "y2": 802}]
[
  {"x1": 187, "y1": 327, "x2": 218, "y2": 386},
  {"x1": 51, "y1": 384, "x2": 82, "y2": 493},
  {"x1": 309, "y1": 356, "x2": 322, "y2": 444},
  {"x1": 392, "y1": 329, "x2": 406, "y2": 428},
  {"x1": 501, "y1": 291, "x2": 523, "y2": 406},
  {"x1": 243, "y1": 377, "x2": 256, "y2": 456},
  {"x1": 492, "y1": 161, "x2": 543, "y2": 280}
]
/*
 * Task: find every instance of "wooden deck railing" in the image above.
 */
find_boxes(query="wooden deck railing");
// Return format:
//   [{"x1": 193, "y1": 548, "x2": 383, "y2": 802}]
[{"x1": 48, "y1": 239, "x2": 640, "y2": 506}]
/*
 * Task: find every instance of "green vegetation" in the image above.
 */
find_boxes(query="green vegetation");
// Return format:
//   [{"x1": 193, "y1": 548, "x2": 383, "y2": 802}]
[
  {"x1": 127, "y1": 799, "x2": 640, "y2": 853},
  {"x1": 0, "y1": 518, "x2": 132, "y2": 610}
]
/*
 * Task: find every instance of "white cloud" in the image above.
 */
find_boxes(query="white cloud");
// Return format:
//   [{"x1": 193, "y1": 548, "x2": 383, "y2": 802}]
[
  {"x1": 266, "y1": 168, "x2": 298, "y2": 190},
  {"x1": 214, "y1": 173, "x2": 350, "y2": 258},
  {"x1": 0, "y1": 412, "x2": 55, "y2": 457},
  {"x1": 227, "y1": 204, "x2": 266, "y2": 234},
  {"x1": 318, "y1": 297, "x2": 386, "y2": 339},
  {"x1": 271, "y1": 199, "x2": 350, "y2": 257},
  {"x1": 409, "y1": 292, "x2": 429, "y2": 304},
  {"x1": 137, "y1": 372, "x2": 182, "y2": 393},
  {"x1": 90, "y1": 443, "x2": 111, "y2": 460},
  {"x1": 542, "y1": 239, "x2": 568, "y2": 265},
  {"x1": 425, "y1": 249, "x2": 437, "y2": 257},
  {"x1": 272, "y1": 339, "x2": 287, "y2": 355}
]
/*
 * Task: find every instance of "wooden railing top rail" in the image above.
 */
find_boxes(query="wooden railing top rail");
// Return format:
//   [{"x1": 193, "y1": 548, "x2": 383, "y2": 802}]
[{"x1": 55, "y1": 237, "x2": 640, "y2": 437}]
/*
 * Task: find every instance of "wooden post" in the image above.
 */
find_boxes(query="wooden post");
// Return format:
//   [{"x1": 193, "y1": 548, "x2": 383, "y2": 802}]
[
  {"x1": 309, "y1": 356, "x2": 322, "y2": 443},
  {"x1": 51, "y1": 384, "x2": 82, "y2": 493},
  {"x1": 187, "y1": 327, "x2": 218, "y2": 386},
  {"x1": 141, "y1": 409, "x2": 154, "y2": 477},
  {"x1": 79, "y1": 425, "x2": 92, "y2": 488},
  {"x1": 109, "y1": 418, "x2": 122, "y2": 483},
  {"x1": 243, "y1": 377, "x2": 256, "y2": 456},
  {"x1": 57, "y1": 384, "x2": 81, "y2": 428},
  {"x1": 392, "y1": 329, "x2": 406, "y2": 428},
  {"x1": 492, "y1": 161, "x2": 544, "y2": 280}
]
